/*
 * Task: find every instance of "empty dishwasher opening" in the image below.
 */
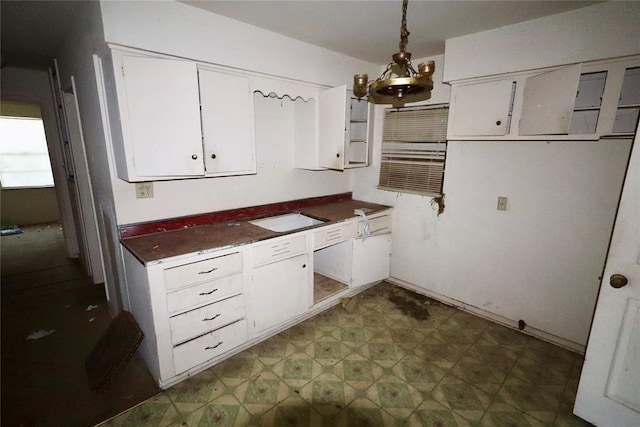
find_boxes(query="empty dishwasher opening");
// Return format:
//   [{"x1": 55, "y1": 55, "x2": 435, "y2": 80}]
[{"x1": 313, "y1": 240, "x2": 351, "y2": 304}]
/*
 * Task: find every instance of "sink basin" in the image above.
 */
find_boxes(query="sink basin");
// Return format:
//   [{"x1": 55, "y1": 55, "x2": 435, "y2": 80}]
[{"x1": 249, "y1": 213, "x2": 324, "y2": 232}]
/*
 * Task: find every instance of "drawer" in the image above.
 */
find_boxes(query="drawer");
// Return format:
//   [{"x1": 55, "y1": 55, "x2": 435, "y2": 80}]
[
  {"x1": 358, "y1": 215, "x2": 391, "y2": 236},
  {"x1": 173, "y1": 319, "x2": 248, "y2": 374},
  {"x1": 314, "y1": 222, "x2": 355, "y2": 249},
  {"x1": 166, "y1": 273, "x2": 243, "y2": 314},
  {"x1": 169, "y1": 294, "x2": 245, "y2": 345},
  {"x1": 164, "y1": 252, "x2": 242, "y2": 292},
  {"x1": 252, "y1": 234, "x2": 306, "y2": 266}
]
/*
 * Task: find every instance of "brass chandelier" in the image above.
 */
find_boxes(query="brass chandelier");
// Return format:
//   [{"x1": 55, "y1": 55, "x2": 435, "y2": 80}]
[{"x1": 353, "y1": 0, "x2": 435, "y2": 107}]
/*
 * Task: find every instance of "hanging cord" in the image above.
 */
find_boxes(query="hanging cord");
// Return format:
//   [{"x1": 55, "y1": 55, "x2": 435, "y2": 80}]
[{"x1": 399, "y1": 0, "x2": 410, "y2": 53}]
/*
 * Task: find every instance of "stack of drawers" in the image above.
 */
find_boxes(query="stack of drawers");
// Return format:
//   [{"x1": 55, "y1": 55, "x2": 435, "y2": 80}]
[{"x1": 163, "y1": 251, "x2": 248, "y2": 374}]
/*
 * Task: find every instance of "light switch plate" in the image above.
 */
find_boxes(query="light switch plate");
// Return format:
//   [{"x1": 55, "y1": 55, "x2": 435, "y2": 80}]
[
  {"x1": 497, "y1": 196, "x2": 508, "y2": 211},
  {"x1": 135, "y1": 182, "x2": 154, "y2": 199}
]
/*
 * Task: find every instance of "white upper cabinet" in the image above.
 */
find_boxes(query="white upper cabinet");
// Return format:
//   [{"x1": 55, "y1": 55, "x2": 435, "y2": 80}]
[
  {"x1": 319, "y1": 85, "x2": 348, "y2": 170},
  {"x1": 447, "y1": 55, "x2": 640, "y2": 140},
  {"x1": 199, "y1": 67, "x2": 256, "y2": 177},
  {"x1": 519, "y1": 64, "x2": 582, "y2": 135},
  {"x1": 448, "y1": 79, "x2": 515, "y2": 137},
  {"x1": 110, "y1": 48, "x2": 256, "y2": 182},
  {"x1": 120, "y1": 55, "x2": 204, "y2": 177},
  {"x1": 317, "y1": 85, "x2": 371, "y2": 171}
]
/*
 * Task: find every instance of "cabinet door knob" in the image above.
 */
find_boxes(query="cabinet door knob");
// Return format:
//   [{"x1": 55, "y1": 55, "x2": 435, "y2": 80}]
[
  {"x1": 610, "y1": 274, "x2": 628, "y2": 289},
  {"x1": 211, "y1": 154, "x2": 216, "y2": 159},
  {"x1": 496, "y1": 120, "x2": 502, "y2": 126},
  {"x1": 192, "y1": 154, "x2": 198, "y2": 160},
  {"x1": 336, "y1": 153, "x2": 341, "y2": 158},
  {"x1": 302, "y1": 264, "x2": 307, "y2": 268}
]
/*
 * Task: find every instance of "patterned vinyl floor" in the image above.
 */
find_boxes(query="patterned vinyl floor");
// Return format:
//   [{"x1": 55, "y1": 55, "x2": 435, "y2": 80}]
[{"x1": 99, "y1": 282, "x2": 592, "y2": 427}]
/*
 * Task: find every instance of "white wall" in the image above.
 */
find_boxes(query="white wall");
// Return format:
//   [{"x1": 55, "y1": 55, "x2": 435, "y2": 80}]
[
  {"x1": 353, "y1": 6, "x2": 638, "y2": 348},
  {"x1": 444, "y1": 2, "x2": 640, "y2": 82},
  {"x1": 97, "y1": 0, "x2": 380, "y2": 226}
]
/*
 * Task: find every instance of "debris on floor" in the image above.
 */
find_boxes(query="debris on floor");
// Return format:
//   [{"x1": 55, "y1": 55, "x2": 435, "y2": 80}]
[
  {"x1": 26, "y1": 329, "x2": 56, "y2": 340},
  {"x1": 86, "y1": 310, "x2": 144, "y2": 391},
  {"x1": 89, "y1": 317, "x2": 96, "y2": 323},
  {"x1": 1, "y1": 226, "x2": 23, "y2": 236},
  {"x1": 86, "y1": 304, "x2": 99, "y2": 311},
  {"x1": 340, "y1": 297, "x2": 358, "y2": 313}
]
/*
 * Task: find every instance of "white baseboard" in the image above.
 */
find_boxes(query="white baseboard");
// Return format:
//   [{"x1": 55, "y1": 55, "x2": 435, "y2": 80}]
[{"x1": 386, "y1": 277, "x2": 585, "y2": 355}]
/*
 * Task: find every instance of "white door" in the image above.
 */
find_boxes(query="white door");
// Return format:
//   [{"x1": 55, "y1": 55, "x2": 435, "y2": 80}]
[
  {"x1": 199, "y1": 67, "x2": 256, "y2": 176},
  {"x1": 448, "y1": 79, "x2": 515, "y2": 137},
  {"x1": 250, "y1": 254, "x2": 309, "y2": 334},
  {"x1": 120, "y1": 55, "x2": 203, "y2": 177},
  {"x1": 318, "y1": 85, "x2": 347, "y2": 170},
  {"x1": 574, "y1": 133, "x2": 640, "y2": 425},
  {"x1": 519, "y1": 64, "x2": 582, "y2": 135},
  {"x1": 63, "y1": 78, "x2": 104, "y2": 284}
]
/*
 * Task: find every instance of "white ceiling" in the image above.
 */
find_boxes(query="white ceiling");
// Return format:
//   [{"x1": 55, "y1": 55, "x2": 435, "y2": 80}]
[
  {"x1": 180, "y1": 1, "x2": 598, "y2": 64},
  {"x1": 1, "y1": 0, "x2": 597, "y2": 69}
]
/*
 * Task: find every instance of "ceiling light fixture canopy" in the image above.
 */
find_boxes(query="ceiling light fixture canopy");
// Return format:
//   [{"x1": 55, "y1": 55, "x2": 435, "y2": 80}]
[{"x1": 353, "y1": 0, "x2": 435, "y2": 107}]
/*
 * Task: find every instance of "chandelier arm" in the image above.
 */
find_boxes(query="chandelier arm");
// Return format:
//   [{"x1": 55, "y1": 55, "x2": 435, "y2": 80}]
[{"x1": 377, "y1": 63, "x2": 395, "y2": 82}]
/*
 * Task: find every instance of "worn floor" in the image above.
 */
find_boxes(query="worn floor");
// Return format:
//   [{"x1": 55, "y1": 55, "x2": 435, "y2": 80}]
[
  {"x1": 100, "y1": 283, "x2": 592, "y2": 427},
  {"x1": 1, "y1": 223, "x2": 159, "y2": 427}
]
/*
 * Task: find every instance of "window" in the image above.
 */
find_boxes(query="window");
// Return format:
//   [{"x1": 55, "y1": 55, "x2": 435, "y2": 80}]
[
  {"x1": 378, "y1": 105, "x2": 448, "y2": 196},
  {"x1": 0, "y1": 115, "x2": 55, "y2": 189}
]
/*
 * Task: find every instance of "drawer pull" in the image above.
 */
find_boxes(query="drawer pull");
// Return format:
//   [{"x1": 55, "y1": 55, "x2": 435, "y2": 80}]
[
  {"x1": 199, "y1": 288, "x2": 218, "y2": 296},
  {"x1": 198, "y1": 267, "x2": 219, "y2": 274},
  {"x1": 203, "y1": 314, "x2": 221, "y2": 321},
  {"x1": 205, "y1": 342, "x2": 223, "y2": 350}
]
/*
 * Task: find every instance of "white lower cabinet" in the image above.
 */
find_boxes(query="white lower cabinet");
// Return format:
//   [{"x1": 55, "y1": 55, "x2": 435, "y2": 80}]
[
  {"x1": 352, "y1": 234, "x2": 392, "y2": 288},
  {"x1": 173, "y1": 319, "x2": 248, "y2": 375},
  {"x1": 122, "y1": 247, "x2": 249, "y2": 387},
  {"x1": 249, "y1": 234, "x2": 311, "y2": 334},
  {"x1": 122, "y1": 208, "x2": 393, "y2": 388}
]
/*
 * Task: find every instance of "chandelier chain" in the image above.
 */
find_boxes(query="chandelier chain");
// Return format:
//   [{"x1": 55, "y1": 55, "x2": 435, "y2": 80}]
[{"x1": 399, "y1": 0, "x2": 410, "y2": 52}]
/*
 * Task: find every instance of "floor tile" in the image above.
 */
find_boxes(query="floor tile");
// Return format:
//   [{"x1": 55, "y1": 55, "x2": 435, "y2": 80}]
[
  {"x1": 497, "y1": 377, "x2": 560, "y2": 423},
  {"x1": 431, "y1": 375, "x2": 493, "y2": 421},
  {"x1": 480, "y1": 399, "x2": 548, "y2": 427},
  {"x1": 107, "y1": 393, "x2": 183, "y2": 427},
  {"x1": 450, "y1": 356, "x2": 506, "y2": 395},
  {"x1": 103, "y1": 282, "x2": 592, "y2": 427},
  {"x1": 408, "y1": 397, "x2": 473, "y2": 427},
  {"x1": 184, "y1": 394, "x2": 250, "y2": 426},
  {"x1": 298, "y1": 373, "x2": 356, "y2": 416},
  {"x1": 167, "y1": 369, "x2": 225, "y2": 415},
  {"x1": 510, "y1": 355, "x2": 569, "y2": 395}
]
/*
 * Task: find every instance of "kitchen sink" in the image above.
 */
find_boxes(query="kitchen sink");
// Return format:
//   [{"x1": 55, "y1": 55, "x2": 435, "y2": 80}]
[{"x1": 249, "y1": 213, "x2": 325, "y2": 232}]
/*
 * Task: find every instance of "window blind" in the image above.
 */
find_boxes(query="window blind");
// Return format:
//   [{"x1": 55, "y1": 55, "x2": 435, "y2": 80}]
[{"x1": 378, "y1": 106, "x2": 448, "y2": 196}]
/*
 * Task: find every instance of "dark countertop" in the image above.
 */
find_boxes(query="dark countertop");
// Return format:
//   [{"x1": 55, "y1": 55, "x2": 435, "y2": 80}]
[{"x1": 121, "y1": 199, "x2": 391, "y2": 265}]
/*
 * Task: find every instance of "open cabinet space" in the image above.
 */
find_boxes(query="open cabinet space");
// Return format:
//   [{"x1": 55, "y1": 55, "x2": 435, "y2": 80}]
[{"x1": 313, "y1": 240, "x2": 351, "y2": 304}]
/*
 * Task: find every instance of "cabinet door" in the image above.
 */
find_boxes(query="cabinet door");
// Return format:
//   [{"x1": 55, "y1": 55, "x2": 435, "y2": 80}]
[
  {"x1": 352, "y1": 234, "x2": 391, "y2": 288},
  {"x1": 519, "y1": 64, "x2": 581, "y2": 135},
  {"x1": 319, "y1": 85, "x2": 347, "y2": 170},
  {"x1": 449, "y1": 79, "x2": 515, "y2": 136},
  {"x1": 121, "y1": 55, "x2": 204, "y2": 177},
  {"x1": 251, "y1": 253, "x2": 310, "y2": 333},
  {"x1": 199, "y1": 68, "x2": 256, "y2": 176}
]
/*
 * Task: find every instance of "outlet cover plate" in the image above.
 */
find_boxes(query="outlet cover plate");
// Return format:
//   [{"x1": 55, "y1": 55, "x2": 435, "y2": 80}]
[
  {"x1": 497, "y1": 196, "x2": 508, "y2": 211},
  {"x1": 135, "y1": 182, "x2": 154, "y2": 199}
]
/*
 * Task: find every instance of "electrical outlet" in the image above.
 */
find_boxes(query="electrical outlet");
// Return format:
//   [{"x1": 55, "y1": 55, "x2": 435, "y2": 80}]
[
  {"x1": 135, "y1": 182, "x2": 154, "y2": 199},
  {"x1": 497, "y1": 196, "x2": 508, "y2": 211}
]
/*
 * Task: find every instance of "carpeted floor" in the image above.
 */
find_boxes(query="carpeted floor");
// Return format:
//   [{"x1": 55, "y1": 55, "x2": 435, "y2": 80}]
[{"x1": 1, "y1": 223, "x2": 160, "y2": 427}]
